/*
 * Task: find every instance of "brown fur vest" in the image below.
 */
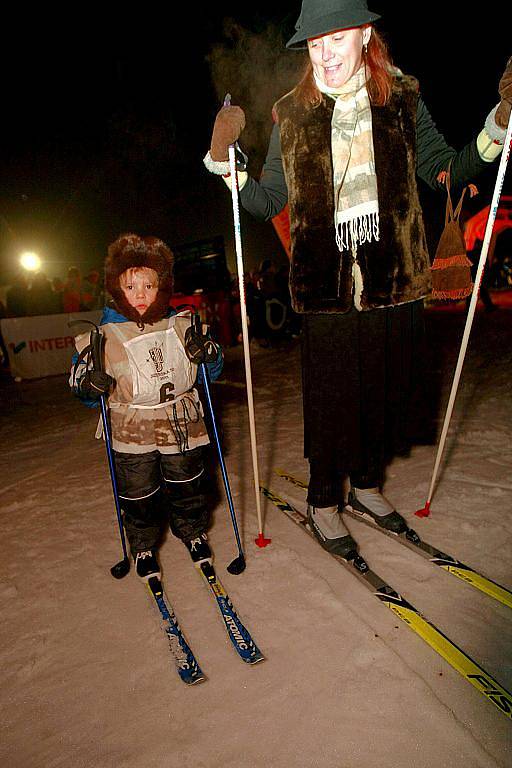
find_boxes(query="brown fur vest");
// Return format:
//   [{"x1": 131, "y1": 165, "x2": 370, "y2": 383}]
[{"x1": 274, "y1": 74, "x2": 432, "y2": 313}]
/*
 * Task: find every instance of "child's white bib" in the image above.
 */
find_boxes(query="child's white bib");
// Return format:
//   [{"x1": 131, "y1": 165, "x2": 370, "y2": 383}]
[{"x1": 110, "y1": 321, "x2": 195, "y2": 408}]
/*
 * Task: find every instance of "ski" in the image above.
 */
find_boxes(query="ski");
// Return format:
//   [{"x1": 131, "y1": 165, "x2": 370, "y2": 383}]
[
  {"x1": 344, "y1": 511, "x2": 512, "y2": 610},
  {"x1": 147, "y1": 576, "x2": 206, "y2": 685},
  {"x1": 275, "y1": 469, "x2": 512, "y2": 610},
  {"x1": 195, "y1": 561, "x2": 265, "y2": 665},
  {"x1": 260, "y1": 485, "x2": 512, "y2": 720}
]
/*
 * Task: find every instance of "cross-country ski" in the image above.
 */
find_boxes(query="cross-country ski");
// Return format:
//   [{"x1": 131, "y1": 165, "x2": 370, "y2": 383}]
[
  {"x1": 275, "y1": 469, "x2": 512, "y2": 609},
  {"x1": 261, "y1": 485, "x2": 512, "y2": 720}
]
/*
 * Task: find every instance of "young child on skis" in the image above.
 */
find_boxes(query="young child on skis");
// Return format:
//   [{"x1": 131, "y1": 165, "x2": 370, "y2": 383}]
[{"x1": 71, "y1": 233, "x2": 223, "y2": 580}]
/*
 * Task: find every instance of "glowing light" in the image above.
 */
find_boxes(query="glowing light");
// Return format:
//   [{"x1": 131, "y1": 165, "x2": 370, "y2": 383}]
[{"x1": 20, "y1": 252, "x2": 41, "y2": 271}]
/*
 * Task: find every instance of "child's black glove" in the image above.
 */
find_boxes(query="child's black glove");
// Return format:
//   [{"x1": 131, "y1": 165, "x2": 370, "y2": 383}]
[
  {"x1": 184, "y1": 325, "x2": 219, "y2": 364},
  {"x1": 80, "y1": 370, "x2": 115, "y2": 399}
]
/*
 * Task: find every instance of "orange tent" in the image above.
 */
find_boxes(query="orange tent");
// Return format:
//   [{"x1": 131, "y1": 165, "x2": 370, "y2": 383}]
[{"x1": 464, "y1": 195, "x2": 512, "y2": 254}]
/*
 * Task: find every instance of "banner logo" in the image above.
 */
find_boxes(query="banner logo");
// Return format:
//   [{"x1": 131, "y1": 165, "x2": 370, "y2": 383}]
[{"x1": 9, "y1": 341, "x2": 27, "y2": 355}]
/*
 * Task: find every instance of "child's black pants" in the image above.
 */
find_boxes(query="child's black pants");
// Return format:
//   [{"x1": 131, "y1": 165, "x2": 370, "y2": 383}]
[{"x1": 113, "y1": 446, "x2": 209, "y2": 556}]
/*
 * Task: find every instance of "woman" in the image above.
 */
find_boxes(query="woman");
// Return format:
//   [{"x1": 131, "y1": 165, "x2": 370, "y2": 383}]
[{"x1": 204, "y1": 0, "x2": 511, "y2": 558}]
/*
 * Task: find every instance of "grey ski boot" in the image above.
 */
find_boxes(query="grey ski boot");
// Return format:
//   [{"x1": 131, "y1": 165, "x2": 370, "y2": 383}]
[
  {"x1": 347, "y1": 487, "x2": 407, "y2": 534},
  {"x1": 307, "y1": 505, "x2": 358, "y2": 559}
]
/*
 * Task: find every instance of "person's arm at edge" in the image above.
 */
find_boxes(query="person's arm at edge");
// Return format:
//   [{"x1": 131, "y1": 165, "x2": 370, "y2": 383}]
[{"x1": 416, "y1": 95, "x2": 502, "y2": 190}]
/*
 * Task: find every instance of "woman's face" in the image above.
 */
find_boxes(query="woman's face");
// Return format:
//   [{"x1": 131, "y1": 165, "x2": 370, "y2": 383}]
[
  {"x1": 308, "y1": 26, "x2": 371, "y2": 89},
  {"x1": 119, "y1": 267, "x2": 159, "y2": 316}
]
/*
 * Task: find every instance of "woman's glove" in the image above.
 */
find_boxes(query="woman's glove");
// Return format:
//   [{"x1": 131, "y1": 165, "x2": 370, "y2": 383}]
[
  {"x1": 210, "y1": 105, "x2": 246, "y2": 162},
  {"x1": 79, "y1": 370, "x2": 115, "y2": 400},
  {"x1": 184, "y1": 325, "x2": 219, "y2": 364},
  {"x1": 496, "y1": 57, "x2": 512, "y2": 129}
]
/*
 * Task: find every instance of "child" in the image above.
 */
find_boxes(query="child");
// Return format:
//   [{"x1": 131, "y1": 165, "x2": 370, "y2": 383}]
[{"x1": 71, "y1": 233, "x2": 223, "y2": 580}]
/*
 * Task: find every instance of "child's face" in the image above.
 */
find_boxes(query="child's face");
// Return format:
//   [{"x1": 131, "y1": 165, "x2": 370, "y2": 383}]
[{"x1": 119, "y1": 267, "x2": 159, "y2": 316}]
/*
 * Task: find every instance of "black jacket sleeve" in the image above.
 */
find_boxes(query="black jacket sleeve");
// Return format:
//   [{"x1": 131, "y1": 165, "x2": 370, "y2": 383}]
[
  {"x1": 415, "y1": 95, "x2": 489, "y2": 190},
  {"x1": 239, "y1": 123, "x2": 288, "y2": 221}
]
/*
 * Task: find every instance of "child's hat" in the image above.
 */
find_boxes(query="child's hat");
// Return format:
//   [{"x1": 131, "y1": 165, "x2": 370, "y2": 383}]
[{"x1": 105, "y1": 233, "x2": 174, "y2": 324}]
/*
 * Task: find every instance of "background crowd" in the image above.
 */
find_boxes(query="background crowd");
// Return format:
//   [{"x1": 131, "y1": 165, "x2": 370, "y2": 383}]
[{"x1": 2, "y1": 266, "x2": 103, "y2": 319}]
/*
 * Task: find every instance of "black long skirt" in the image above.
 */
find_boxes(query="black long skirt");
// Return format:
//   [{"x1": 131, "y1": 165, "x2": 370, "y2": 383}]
[{"x1": 302, "y1": 300, "x2": 425, "y2": 506}]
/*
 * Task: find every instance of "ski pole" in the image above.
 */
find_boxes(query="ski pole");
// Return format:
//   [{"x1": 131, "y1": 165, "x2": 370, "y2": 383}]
[
  {"x1": 225, "y1": 93, "x2": 271, "y2": 548},
  {"x1": 199, "y1": 358, "x2": 246, "y2": 575},
  {"x1": 416, "y1": 110, "x2": 512, "y2": 517},
  {"x1": 89, "y1": 326, "x2": 131, "y2": 577}
]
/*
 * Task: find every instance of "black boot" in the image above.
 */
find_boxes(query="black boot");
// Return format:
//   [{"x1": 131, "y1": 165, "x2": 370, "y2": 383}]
[
  {"x1": 184, "y1": 533, "x2": 213, "y2": 565},
  {"x1": 135, "y1": 549, "x2": 161, "y2": 580}
]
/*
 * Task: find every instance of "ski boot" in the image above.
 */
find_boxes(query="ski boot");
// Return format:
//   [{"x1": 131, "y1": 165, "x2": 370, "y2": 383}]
[
  {"x1": 347, "y1": 487, "x2": 407, "y2": 534},
  {"x1": 185, "y1": 533, "x2": 213, "y2": 566},
  {"x1": 135, "y1": 549, "x2": 161, "y2": 580},
  {"x1": 307, "y1": 505, "x2": 358, "y2": 560}
]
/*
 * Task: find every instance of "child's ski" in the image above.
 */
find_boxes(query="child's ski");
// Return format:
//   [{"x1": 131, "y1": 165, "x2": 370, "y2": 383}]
[
  {"x1": 147, "y1": 576, "x2": 206, "y2": 685},
  {"x1": 195, "y1": 561, "x2": 265, "y2": 665}
]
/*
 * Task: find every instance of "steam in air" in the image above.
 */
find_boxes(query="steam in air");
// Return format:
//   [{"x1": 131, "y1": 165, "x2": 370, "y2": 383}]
[{"x1": 208, "y1": 20, "x2": 306, "y2": 174}]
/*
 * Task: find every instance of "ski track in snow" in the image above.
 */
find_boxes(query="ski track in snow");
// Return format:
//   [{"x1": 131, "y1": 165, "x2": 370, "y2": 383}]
[{"x1": 1, "y1": 307, "x2": 511, "y2": 768}]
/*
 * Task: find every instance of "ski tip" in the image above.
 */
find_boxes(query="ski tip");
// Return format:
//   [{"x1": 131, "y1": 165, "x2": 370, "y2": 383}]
[
  {"x1": 255, "y1": 533, "x2": 272, "y2": 548},
  {"x1": 415, "y1": 501, "x2": 431, "y2": 518}
]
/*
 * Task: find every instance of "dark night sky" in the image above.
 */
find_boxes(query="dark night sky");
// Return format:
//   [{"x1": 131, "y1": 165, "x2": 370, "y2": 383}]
[{"x1": 0, "y1": 2, "x2": 510, "y2": 282}]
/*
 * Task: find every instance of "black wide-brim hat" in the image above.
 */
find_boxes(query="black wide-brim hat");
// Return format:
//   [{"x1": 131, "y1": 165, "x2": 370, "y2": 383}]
[{"x1": 286, "y1": 0, "x2": 381, "y2": 49}]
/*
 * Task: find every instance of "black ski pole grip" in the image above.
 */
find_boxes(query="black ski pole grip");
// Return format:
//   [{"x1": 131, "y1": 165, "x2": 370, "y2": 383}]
[{"x1": 90, "y1": 327, "x2": 104, "y2": 373}]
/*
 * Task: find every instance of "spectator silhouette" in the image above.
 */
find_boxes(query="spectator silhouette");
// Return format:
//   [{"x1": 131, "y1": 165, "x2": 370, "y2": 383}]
[
  {"x1": 6, "y1": 273, "x2": 29, "y2": 317},
  {"x1": 63, "y1": 267, "x2": 82, "y2": 313},
  {"x1": 51, "y1": 278, "x2": 64, "y2": 313},
  {"x1": 80, "y1": 269, "x2": 102, "y2": 310},
  {"x1": 28, "y1": 272, "x2": 55, "y2": 316}
]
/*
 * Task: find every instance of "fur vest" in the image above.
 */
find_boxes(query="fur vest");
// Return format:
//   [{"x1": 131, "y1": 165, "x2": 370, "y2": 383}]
[{"x1": 274, "y1": 74, "x2": 432, "y2": 313}]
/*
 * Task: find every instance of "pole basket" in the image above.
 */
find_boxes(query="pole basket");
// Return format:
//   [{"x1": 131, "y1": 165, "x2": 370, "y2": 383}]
[{"x1": 415, "y1": 501, "x2": 431, "y2": 518}]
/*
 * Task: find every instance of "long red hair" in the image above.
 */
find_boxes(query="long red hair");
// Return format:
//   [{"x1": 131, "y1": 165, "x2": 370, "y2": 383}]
[{"x1": 295, "y1": 28, "x2": 394, "y2": 108}]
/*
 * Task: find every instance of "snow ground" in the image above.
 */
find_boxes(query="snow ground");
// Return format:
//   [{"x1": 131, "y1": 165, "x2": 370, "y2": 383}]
[{"x1": 1, "y1": 303, "x2": 511, "y2": 768}]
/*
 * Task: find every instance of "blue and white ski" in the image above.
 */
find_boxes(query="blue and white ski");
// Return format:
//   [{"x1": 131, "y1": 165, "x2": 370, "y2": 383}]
[
  {"x1": 197, "y1": 561, "x2": 265, "y2": 665},
  {"x1": 147, "y1": 576, "x2": 206, "y2": 685}
]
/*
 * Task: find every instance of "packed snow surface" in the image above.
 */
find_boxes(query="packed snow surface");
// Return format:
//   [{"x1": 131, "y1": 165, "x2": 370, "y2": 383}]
[{"x1": 1, "y1": 304, "x2": 511, "y2": 768}]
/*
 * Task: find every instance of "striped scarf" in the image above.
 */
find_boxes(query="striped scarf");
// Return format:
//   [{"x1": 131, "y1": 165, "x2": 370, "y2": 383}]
[{"x1": 316, "y1": 67, "x2": 380, "y2": 252}]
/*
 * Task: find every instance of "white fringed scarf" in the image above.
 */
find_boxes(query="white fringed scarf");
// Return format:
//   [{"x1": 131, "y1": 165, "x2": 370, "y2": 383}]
[{"x1": 315, "y1": 67, "x2": 380, "y2": 252}]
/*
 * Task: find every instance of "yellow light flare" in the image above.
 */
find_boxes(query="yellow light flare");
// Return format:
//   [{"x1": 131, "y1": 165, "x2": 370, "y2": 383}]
[{"x1": 20, "y1": 252, "x2": 41, "y2": 271}]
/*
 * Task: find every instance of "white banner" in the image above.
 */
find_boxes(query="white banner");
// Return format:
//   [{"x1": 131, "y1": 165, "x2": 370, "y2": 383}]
[{"x1": 1, "y1": 311, "x2": 102, "y2": 380}]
